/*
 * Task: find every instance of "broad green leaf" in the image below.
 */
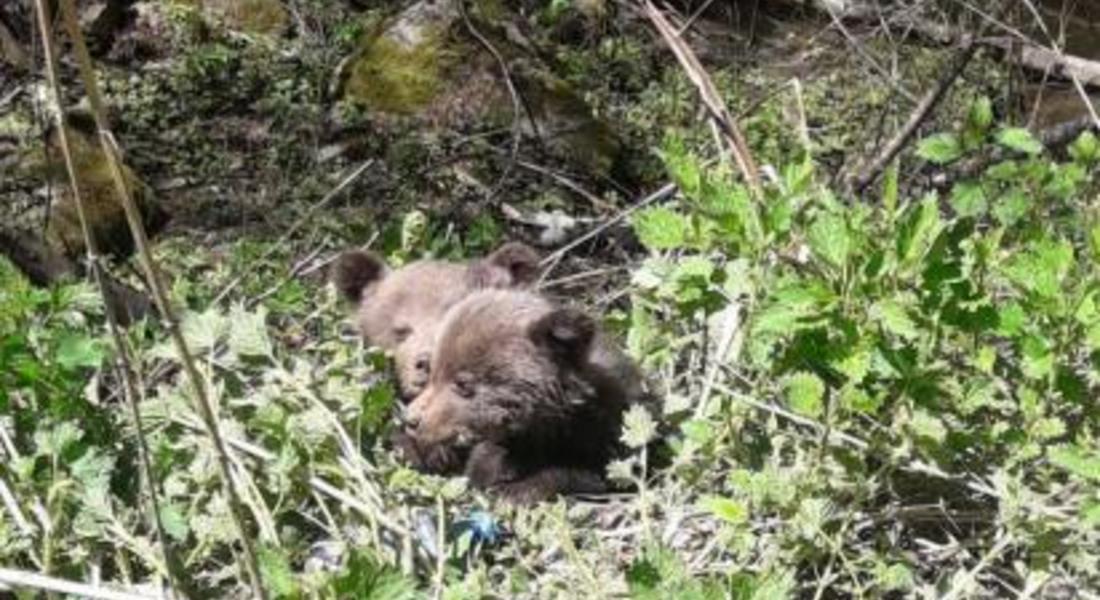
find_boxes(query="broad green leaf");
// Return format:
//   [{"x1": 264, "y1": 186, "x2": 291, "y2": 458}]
[
  {"x1": 949, "y1": 181, "x2": 986, "y2": 218},
  {"x1": 839, "y1": 385, "x2": 880, "y2": 414},
  {"x1": 916, "y1": 133, "x2": 962, "y2": 164},
  {"x1": 875, "y1": 562, "x2": 915, "y2": 593},
  {"x1": 159, "y1": 503, "x2": 190, "y2": 542},
  {"x1": 807, "y1": 212, "x2": 850, "y2": 270},
  {"x1": 700, "y1": 496, "x2": 748, "y2": 524},
  {"x1": 785, "y1": 371, "x2": 825, "y2": 419},
  {"x1": 228, "y1": 304, "x2": 272, "y2": 358},
  {"x1": 751, "y1": 280, "x2": 834, "y2": 337},
  {"x1": 996, "y1": 127, "x2": 1043, "y2": 155},
  {"x1": 681, "y1": 419, "x2": 714, "y2": 445},
  {"x1": 181, "y1": 308, "x2": 228, "y2": 354},
  {"x1": 1020, "y1": 335, "x2": 1054, "y2": 380},
  {"x1": 1068, "y1": 130, "x2": 1099, "y2": 164},
  {"x1": 632, "y1": 207, "x2": 690, "y2": 251},
  {"x1": 1002, "y1": 238, "x2": 1074, "y2": 300},
  {"x1": 991, "y1": 189, "x2": 1031, "y2": 227},
  {"x1": 871, "y1": 299, "x2": 919, "y2": 340},
  {"x1": 835, "y1": 347, "x2": 871, "y2": 382},
  {"x1": 1049, "y1": 445, "x2": 1100, "y2": 482},
  {"x1": 908, "y1": 409, "x2": 946, "y2": 443},
  {"x1": 997, "y1": 302, "x2": 1028, "y2": 337},
  {"x1": 55, "y1": 333, "x2": 104, "y2": 370}
]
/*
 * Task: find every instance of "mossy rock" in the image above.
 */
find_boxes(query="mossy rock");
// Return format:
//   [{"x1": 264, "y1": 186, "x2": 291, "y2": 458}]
[
  {"x1": 176, "y1": 0, "x2": 288, "y2": 36},
  {"x1": 340, "y1": 0, "x2": 621, "y2": 177}
]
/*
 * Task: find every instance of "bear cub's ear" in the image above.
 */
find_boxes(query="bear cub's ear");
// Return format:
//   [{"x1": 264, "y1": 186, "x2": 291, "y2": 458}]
[
  {"x1": 529, "y1": 308, "x2": 596, "y2": 364},
  {"x1": 468, "y1": 242, "x2": 540, "y2": 288},
  {"x1": 331, "y1": 250, "x2": 388, "y2": 303}
]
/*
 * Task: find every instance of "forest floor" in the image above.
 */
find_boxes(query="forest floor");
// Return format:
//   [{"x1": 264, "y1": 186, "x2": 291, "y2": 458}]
[{"x1": 2, "y1": 0, "x2": 1100, "y2": 598}]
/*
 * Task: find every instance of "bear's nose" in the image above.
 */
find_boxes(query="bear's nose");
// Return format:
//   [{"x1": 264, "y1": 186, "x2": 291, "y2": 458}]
[{"x1": 414, "y1": 354, "x2": 430, "y2": 373}]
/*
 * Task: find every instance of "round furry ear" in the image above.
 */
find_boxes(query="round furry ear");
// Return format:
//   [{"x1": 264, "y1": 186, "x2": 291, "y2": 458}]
[
  {"x1": 331, "y1": 250, "x2": 387, "y2": 303},
  {"x1": 468, "y1": 242, "x2": 540, "y2": 288},
  {"x1": 529, "y1": 308, "x2": 596, "y2": 363}
]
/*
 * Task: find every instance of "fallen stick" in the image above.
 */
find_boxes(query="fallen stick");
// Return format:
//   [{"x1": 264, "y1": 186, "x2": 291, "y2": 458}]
[
  {"x1": 849, "y1": 34, "x2": 981, "y2": 193},
  {"x1": 0, "y1": 567, "x2": 159, "y2": 600}
]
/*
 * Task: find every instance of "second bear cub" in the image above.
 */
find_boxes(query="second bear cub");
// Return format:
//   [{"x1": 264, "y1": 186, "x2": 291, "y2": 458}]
[
  {"x1": 398, "y1": 289, "x2": 647, "y2": 503},
  {"x1": 331, "y1": 243, "x2": 539, "y2": 400}
]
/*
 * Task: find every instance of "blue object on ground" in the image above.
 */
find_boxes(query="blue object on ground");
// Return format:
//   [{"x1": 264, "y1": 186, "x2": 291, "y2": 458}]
[{"x1": 453, "y1": 509, "x2": 503, "y2": 545}]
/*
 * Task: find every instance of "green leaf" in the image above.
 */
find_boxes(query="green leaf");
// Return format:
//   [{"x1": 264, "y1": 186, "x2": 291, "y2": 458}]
[
  {"x1": 632, "y1": 207, "x2": 690, "y2": 251},
  {"x1": 785, "y1": 371, "x2": 825, "y2": 419},
  {"x1": 916, "y1": 133, "x2": 962, "y2": 164},
  {"x1": 181, "y1": 308, "x2": 228, "y2": 354},
  {"x1": 620, "y1": 404, "x2": 658, "y2": 449},
  {"x1": 995, "y1": 127, "x2": 1043, "y2": 155},
  {"x1": 700, "y1": 496, "x2": 748, "y2": 524},
  {"x1": 1002, "y1": 238, "x2": 1074, "y2": 300},
  {"x1": 228, "y1": 304, "x2": 273, "y2": 358},
  {"x1": 882, "y1": 161, "x2": 899, "y2": 219},
  {"x1": 1020, "y1": 335, "x2": 1054, "y2": 380},
  {"x1": 839, "y1": 385, "x2": 880, "y2": 414},
  {"x1": 751, "y1": 280, "x2": 834, "y2": 337},
  {"x1": 55, "y1": 333, "x2": 104, "y2": 370},
  {"x1": 967, "y1": 96, "x2": 993, "y2": 132},
  {"x1": 991, "y1": 189, "x2": 1032, "y2": 227},
  {"x1": 896, "y1": 196, "x2": 942, "y2": 269},
  {"x1": 874, "y1": 563, "x2": 915, "y2": 593},
  {"x1": 908, "y1": 409, "x2": 946, "y2": 443},
  {"x1": 1083, "y1": 500, "x2": 1100, "y2": 526},
  {"x1": 807, "y1": 212, "x2": 850, "y2": 270},
  {"x1": 949, "y1": 181, "x2": 987, "y2": 218},
  {"x1": 1049, "y1": 445, "x2": 1100, "y2": 482},
  {"x1": 871, "y1": 299, "x2": 919, "y2": 340},
  {"x1": 158, "y1": 503, "x2": 190, "y2": 542},
  {"x1": 1068, "y1": 130, "x2": 1099, "y2": 164}
]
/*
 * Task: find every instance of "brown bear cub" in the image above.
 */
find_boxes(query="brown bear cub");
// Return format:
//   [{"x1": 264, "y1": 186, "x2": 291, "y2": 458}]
[
  {"x1": 331, "y1": 243, "x2": 540, "y2": 400},
  {"x1": 397, "y1": 289, "x2": 649, "y2": 503}
]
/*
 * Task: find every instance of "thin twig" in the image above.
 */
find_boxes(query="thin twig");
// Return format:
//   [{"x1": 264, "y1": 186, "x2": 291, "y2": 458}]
[
  {"x1": 431, "y1": 496, "x2": 446, "y2": 600},
  {"x1": 538, "y1": 181, "x2": 677, "y2": 274},
  {"x1": 819, "y1": 0, "x2": 918, "y2": 104},
  {"x1": 644, "y1": 0, "x2": 761, "y2": 196},
  {"x1": 0, "y1": 568, "x2": 157, "y2": 600}
]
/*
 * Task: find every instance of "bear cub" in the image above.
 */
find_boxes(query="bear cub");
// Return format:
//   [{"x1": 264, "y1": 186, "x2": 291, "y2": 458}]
[
  {"x1": 331, "y1": 243, "x2": 540, "y2": 400},
  {"x1": 397, "y1": 288, "x2": 649, "y2": 503}
]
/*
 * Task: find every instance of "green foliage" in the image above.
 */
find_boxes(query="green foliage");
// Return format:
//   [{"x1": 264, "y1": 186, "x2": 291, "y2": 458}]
[{"x1": 627, "y1": 109, "x2": 1100, "y2": 594}]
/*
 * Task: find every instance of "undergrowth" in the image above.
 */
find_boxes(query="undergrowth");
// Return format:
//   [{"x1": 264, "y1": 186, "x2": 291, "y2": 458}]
[{"x1": 2, "y1": 91, "x2": 1098, "y2": 597}]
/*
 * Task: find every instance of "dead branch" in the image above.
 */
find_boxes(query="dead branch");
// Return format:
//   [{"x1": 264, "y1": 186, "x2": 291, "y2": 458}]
[
  {"x1": 849, "y1": 34, "x2": 981, "y2": 193},
  {"x1": 643, "y1": 0, "x2": 762, "y2": 197}
]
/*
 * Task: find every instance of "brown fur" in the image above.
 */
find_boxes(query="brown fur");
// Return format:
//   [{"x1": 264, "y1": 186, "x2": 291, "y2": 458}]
[
  {"x1": 398, "y1": 289, "x2": 647, "y2": 503},
  {"x1": 331, "y1": 243, "x2": 539, "y2": 400}
]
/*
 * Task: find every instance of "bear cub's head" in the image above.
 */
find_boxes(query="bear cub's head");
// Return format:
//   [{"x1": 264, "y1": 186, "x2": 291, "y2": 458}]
[
  {"x1": 331, "y1": 243, "x2": 539, "y2": 400},
  {"x1": 401, "y1": 289, "x2": 633, "y2": 477}
]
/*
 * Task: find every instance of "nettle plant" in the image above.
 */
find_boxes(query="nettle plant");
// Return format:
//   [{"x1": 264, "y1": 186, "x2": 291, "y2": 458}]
[{"x1": 627, "y1": 112, "x2": 1100, "y2": 591}]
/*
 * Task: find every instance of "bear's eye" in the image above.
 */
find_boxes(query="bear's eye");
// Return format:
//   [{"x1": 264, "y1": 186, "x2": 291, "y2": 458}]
[
  {"x1": 453, "y1": 372, "x2": 476, "y2": 399},
  {"x1": 392, "y1": 326, "x2": 412, "y2": 343}
]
